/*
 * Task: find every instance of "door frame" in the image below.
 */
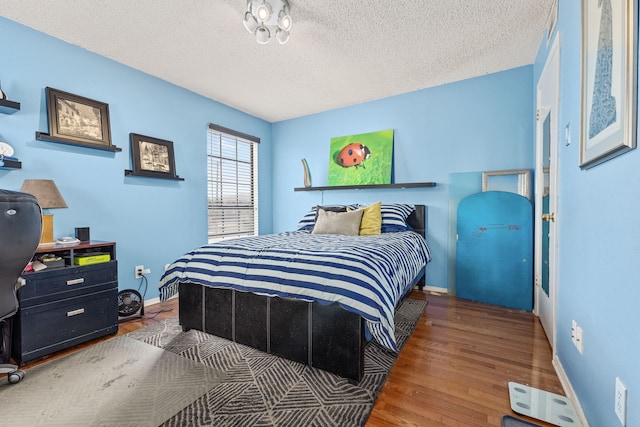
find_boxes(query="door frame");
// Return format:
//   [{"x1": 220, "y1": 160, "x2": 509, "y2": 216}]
[{"x1": 534, "y1": 34, "x2": 560, "y2": 350}]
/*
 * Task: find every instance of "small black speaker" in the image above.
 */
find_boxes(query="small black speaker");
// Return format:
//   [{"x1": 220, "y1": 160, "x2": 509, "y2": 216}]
[{"x1": 75, "y1": 227, "x2": 90, "y2": 242}]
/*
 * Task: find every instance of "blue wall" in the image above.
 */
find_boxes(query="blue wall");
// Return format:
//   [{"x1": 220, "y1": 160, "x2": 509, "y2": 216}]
[
  {"x1": 272, "y1": 67, "x2": 535, "y2": 289},
  {"x1": 0, "y1": 17, "x2": 273, "y2": 301},
  {"x1": 533, "y1": 1, "x2": 640, "y2": 425}
]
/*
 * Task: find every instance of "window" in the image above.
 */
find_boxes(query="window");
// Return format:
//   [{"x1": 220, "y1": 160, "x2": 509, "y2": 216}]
[{"x1": 207, "y1": 124, "x2": 259, "y2": 242}]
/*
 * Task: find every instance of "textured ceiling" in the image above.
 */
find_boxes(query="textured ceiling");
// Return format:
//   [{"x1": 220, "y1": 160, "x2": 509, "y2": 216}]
[{"x1": 0, "y1": 0, "x2": 555, "y2": 122}]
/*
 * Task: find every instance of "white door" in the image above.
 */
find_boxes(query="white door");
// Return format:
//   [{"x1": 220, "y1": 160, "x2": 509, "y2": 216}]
[{"x1": 535, "y1": 36, "x2": 560, "y2": 348}]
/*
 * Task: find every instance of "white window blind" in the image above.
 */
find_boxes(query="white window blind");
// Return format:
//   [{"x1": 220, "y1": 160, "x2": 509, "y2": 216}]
[{"x1": 207, "y1": 124, "x2": 259, "y2": 242}]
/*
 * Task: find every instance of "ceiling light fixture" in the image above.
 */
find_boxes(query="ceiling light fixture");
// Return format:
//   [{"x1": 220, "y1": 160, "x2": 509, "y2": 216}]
[{"x1": 243, "y1": 0, "x2": 292, "y2": 45}]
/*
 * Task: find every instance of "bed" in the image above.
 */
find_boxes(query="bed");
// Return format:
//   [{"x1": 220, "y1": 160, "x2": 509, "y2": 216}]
[{"x1": 158, "y1": 203, "x2": 431, "y2": 382}]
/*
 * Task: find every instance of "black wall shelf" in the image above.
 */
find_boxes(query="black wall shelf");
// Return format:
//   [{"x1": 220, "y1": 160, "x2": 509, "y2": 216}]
[
  {"x1": 0, "y1": 158, "x2": 22, "y2": 169},
  {"x1": 35, "y1": 132, "x2": 122, "y2": 152},
  {"x1": 0, "y1": 99, "x2": 21, "y2": 115},
  {"x1": 294, "y1": 182, "x2": 436, "y2": 192},
  {"x1": 124, "y1": 170, "x2": 185, "y2": 181}
]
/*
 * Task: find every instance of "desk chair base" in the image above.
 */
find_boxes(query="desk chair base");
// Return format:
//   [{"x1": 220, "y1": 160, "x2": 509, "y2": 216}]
[
  {"x1": 0, "y1": 364, "x2": 25, "y2": 384},
  {"x1": 1, "y1": 319, "x2": 25, "y2": 384}
]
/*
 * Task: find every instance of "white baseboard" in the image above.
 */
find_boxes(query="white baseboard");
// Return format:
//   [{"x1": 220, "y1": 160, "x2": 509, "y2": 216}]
[
  {"x1": 414, "y1": 284, "x2": 448, "y2": 294},
  {"x1": 143, "y1": 296, "x2": 160, "y2": 307},
  {"x1": 143, "y1": 293, "x2": 178, "y2": 307},
  {"x1": 552, "y1": 354, "x2": 590, "y2": 427}
]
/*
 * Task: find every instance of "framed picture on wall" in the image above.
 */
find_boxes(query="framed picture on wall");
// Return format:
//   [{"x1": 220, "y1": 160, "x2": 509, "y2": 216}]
[
  {"x1": 45, "y1": 87, "x2": 113, "y2": 148},
  {"x1": 580, "y1": 0, "x2": 638, "y2": 169},
  {"x1": 128, "y1": 133, "x2": 181, "y2": 180},
  {"x1": 327, "y1": 129, "x2": 394, "y2": 186}
]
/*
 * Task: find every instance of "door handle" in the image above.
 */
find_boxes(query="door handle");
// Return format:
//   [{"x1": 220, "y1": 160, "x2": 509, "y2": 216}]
[{"x1": 542, "y1": 213, "x2": 555, "y2": 222}]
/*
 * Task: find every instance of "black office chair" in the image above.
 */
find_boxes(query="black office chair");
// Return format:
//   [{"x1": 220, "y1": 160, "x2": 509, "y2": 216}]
[{"x1": 0, "y1": 189, "x2": 42, "y2": 384}]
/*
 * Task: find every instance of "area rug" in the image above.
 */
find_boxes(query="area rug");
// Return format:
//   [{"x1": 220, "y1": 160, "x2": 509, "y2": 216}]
[
  {"x1": 0, "y1": 336, "x2": 225, "y2": 427},
  {"x1": 128, "y1": 297, "x2": 427, "y2": 427}
]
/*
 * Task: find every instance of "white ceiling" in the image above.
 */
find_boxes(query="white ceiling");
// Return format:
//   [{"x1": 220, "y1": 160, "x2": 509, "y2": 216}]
[{"x1": 0, "y1": 0, "x2": 555, "y2": 123}]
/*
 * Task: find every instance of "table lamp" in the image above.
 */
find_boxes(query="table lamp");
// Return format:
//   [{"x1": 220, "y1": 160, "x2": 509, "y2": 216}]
[{"x1": 20, "y1": 179, "x2": 68, "y2": 244}]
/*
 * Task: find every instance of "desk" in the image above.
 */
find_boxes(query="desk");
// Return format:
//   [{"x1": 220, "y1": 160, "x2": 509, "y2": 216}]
[{"x1": 12, "y1": 241, "x2": 118, "y2": 364}]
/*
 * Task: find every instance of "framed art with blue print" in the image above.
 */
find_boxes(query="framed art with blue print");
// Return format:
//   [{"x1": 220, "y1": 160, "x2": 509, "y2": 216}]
[{"x1": 580, "y1": 0, "x2": 637, "y2": 168}]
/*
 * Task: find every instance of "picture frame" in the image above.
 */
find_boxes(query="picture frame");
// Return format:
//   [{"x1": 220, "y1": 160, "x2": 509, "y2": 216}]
[
  {"x1": 482, "y1": 169, "x2": 532, "y2": 200},
  {"x1": 129, "y1": 133, "x2": 180, "y2": 179},
  {"x1": 45, "y1": 87, "x2": 112, "y2": 148},
  {"x1": 580, "y1": 0, "x2": 638, "y2": 169}
]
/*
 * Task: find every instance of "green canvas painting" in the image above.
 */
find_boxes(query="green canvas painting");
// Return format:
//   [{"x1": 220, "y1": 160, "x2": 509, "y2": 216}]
[{"x1": 327, "y1": 129, "x2": 394, "y2": 186}]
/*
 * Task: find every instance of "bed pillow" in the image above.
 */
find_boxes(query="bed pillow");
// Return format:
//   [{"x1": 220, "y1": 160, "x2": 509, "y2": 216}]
[
  {"x1": 355, "y1": 201, "x2": 382, "y2": 235},
  {"x1": 311, "y1": 207, "x2": 364, "y2": 235},
  {"x1": 297, "y1": 207, "x2": 318, "y2": 231},
  {"x1": 381, "y1": 203, "x2": 414, "y2": 232},
  {"x1": 314, "y1": 205, "x2": 347, "y2": 222},
  {"x1": 296, "y1": 204, "x2": 356, "y2": 231}
]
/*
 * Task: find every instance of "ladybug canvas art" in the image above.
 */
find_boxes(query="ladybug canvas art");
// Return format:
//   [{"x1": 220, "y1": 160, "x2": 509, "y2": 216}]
[
  {"x1": 336, "y1": 143, "x2": 371, "y2": 168},
  {"x1": 327, "y1": 129, "x2": 393, "y2": 186}
]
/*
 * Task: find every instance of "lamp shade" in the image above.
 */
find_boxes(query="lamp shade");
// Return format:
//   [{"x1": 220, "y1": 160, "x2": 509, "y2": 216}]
[
  {"x1": 20, "y1": 179, "x2": 68, "y2": 209},
  {"x1": 256, "y1": 26, "x2": 270, "y2": 44}
]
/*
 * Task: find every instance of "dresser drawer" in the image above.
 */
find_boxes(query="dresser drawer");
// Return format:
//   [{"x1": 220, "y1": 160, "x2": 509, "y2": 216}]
[
  {"x1": 13, "y1": 288, "x2": 118, "y2": 364},
  {"x1": 19, "y1": 261, "x2": 117, "y2": 306}
]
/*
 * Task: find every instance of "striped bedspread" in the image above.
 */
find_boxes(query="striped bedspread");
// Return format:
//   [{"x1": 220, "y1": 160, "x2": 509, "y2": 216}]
[{"x1": 158, "y1": 230, "x2": 431, "y2": 351}]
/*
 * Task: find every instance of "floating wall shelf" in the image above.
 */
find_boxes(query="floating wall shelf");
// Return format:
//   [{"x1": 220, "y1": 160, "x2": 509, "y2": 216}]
[
  {"x1": 0, "y1": 158, "x2": 22, "y2": 169},
  {"x1": 0, "y1": 99, "x2": 21, "y2": 115},
  {"x1": 124, "y1": 170, "x2": 184, "y2": 181},
  {"x1": 35, "y1": 132, "x2": 122, "y2": 152},
  {"x1": 294, "y1": 182, "x2": 436, "y2": 191}
]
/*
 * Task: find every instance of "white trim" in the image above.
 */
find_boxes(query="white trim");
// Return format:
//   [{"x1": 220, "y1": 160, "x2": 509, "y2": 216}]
[
  {"x1": 553, "y1": 354, "x2": 590, "y2": 427},
  {"x1": 416, "y1": 284, "x2": 447, "y2": 294},
  {"x1": 534, "y1": 32, "x2": 561, "y2": 350},
  {"x1": 143, "y1": 293, "x2": 177, "y2": 308},
  {"x1": 143, "y1": 296, "x2": 160, "y2": 307}
]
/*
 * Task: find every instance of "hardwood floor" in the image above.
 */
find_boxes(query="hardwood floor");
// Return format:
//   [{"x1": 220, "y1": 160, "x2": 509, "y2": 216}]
[
  {"x1": 15, "y1": 290, "x2": 563, "y2": 427},
  {"x1": 367, "y1": 291, "x2": 563, "y2": 427}
]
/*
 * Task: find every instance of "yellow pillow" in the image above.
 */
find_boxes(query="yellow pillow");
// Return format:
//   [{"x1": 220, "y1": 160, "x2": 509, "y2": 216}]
[{"x1": 357, "y1": 201, "x2": 382, "y2": 235}]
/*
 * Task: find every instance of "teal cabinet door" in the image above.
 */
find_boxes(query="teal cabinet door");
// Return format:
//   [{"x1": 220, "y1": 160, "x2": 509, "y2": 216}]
[{"x1": 456, "y1": 191, "x2": 533, "y2": 311}]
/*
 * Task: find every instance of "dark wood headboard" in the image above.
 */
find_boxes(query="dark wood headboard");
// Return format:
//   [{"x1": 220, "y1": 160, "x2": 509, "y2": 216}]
[{"x1": 406, "y1": 205, "x2": 427, "y2": 238}]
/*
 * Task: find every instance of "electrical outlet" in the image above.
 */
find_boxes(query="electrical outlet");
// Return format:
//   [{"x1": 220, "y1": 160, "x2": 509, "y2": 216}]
[
  {"x1": 575, "y1": 325, "x2": 583, "y2": 354},
  {"x1": 571, "y1": 320, "x2": 577, "y2": 345},
  {"x1": 615, "y1": 377, "x2": 627, "y2": 425},
  {"x1": 135, "y1": 265, "x2": 144, "y2": 279}
]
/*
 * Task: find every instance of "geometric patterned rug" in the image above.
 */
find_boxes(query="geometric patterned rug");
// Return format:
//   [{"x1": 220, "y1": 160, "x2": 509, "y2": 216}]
[
  {"x1": 0, "y1": 336, "x2": 224, "y2": 426},
  {"x1": 127, "y1": 297, "x2": 427, "y2": 427}
]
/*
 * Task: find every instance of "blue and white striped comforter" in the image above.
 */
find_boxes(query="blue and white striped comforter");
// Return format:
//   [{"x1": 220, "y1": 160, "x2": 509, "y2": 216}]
[{"x1": 158, "y1": 230, "x2": 431, "y2": 351}]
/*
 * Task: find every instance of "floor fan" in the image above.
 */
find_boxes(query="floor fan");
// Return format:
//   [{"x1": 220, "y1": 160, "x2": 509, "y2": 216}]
[
  {"x1": 118, "y1": 275, "x2": 147, "y2": 322},
  {"x1": 118, "y1": 289, "x2": 144, "y2": 320}
]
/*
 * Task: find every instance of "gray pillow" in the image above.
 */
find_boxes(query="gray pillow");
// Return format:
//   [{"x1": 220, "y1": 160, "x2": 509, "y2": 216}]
[{"x1": 311, "y1": 208, "x2": 364, "y2": 235}]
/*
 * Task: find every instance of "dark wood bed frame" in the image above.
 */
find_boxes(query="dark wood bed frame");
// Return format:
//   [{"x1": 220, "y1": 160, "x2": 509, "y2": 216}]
[{"x1": 179, "y1": 205, "x2": 427, "y2": 382}]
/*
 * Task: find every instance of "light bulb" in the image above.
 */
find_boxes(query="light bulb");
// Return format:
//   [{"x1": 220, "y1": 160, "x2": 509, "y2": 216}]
[
  {"x1": 278, "y1": 11, "x2": 292, "y2": 31},
  {"x1": 256, "y1": 3, "x2": 272, "y2": 22}
]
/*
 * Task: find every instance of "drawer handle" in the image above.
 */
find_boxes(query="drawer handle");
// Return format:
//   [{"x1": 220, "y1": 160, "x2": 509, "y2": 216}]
[
  {"x1": 66, "y1": 278, "x2": 85, "y2": 286},
  {"x1": 67, "y1": 308, "x2": 85, "y2": 317}
]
